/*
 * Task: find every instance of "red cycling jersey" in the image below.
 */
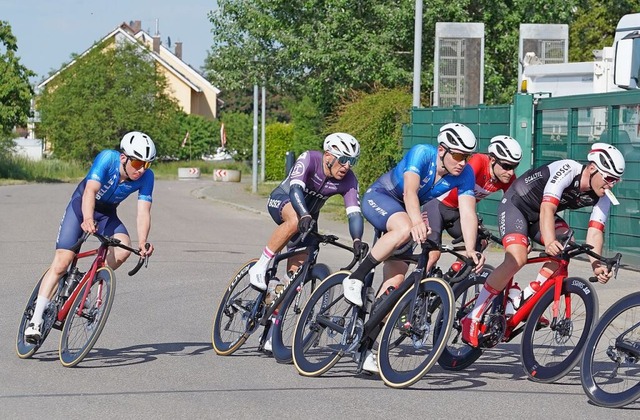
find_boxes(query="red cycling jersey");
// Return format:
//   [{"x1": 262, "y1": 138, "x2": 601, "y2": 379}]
[{"x1": 439, "y1": 153, "x2": 513, "y2": 208}]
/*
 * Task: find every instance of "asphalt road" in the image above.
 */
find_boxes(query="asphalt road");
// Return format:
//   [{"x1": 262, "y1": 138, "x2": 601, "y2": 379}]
[{"x1": 1, "y1": 180, "x2": 639, "y2": 418}]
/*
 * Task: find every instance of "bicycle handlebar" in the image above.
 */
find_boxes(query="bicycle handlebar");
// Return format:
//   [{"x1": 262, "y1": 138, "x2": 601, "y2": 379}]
[
  {"x1": 303, "y1": 230, "x2": 366, "y2": 271},
  {"x1": 418, "y1": 239, "x2": 477, "y2": 284},
  {"x1": 70, "y1": 232, "x2": 150, "y2": 276}
]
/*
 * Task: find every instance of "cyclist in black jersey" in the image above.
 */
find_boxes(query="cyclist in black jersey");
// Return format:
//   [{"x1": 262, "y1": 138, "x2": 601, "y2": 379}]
[{"x1": 461, "y1": 143, "x2": 626, "y2": 347}]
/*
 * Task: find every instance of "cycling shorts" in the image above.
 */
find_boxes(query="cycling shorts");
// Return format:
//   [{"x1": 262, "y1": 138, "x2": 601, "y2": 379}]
[
  {"x1": 267, "y1": 190, "x2": 319, "y2": 249},
  {"x1": 361, "y1": 187, "x2": 407, "y2": 233},
  {"x1": 55, "y1": 196, "x2": 128, "y2": 250},
  {"x1": 497, "y1": 197, "x2": 569, "y2": 247}
]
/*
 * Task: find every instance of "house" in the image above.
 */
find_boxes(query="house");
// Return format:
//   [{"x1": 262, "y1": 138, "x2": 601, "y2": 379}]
[{"x1": 37, "y1": 20, "x2": 221, "y2": 120}]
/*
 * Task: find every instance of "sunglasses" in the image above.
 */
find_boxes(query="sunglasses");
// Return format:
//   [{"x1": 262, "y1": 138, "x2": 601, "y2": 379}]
[
  {"x1": 497, "y1": 160, "x2": 519, "y2": 171},
  {"x1": 336, "y1": 155, "x2": 358, "y2": 166},
  {"x1": 596, "y1": 168, "x2": 620, "y2": 185},
  {"x1": 128, "y1": 157, "x2": 152, "y2": 170},
  {"x1": 444, "y1": 147, "x2": 471, "y2": 163}
]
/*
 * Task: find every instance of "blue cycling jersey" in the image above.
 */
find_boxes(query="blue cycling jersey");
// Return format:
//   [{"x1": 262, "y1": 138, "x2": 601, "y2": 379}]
[
  {"x1": 375, "y1": 144, "x2": 475, "y2": 205},
  {"x1": 71, "y1": 150, "x2": 154, "y2": 207}
]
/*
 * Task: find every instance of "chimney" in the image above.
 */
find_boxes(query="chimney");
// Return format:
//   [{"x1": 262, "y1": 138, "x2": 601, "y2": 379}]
[
  {"x1": 131, "y1": 20, "x2": 141, "y2": 33},
  {"x1": 175, "y1": 42, "x2": 183, "y2": 60},
  {"x1": 152, "y1": 35, "x2": 160, "y2": 53}
]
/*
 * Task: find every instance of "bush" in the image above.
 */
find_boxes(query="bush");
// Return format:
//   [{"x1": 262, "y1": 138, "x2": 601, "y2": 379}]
[
  {"x1": 264, "y1": 122, "x2": 294, "y2": 181},
  {"x1": 328, "y1": 88, "x2": 412, "y2": 189}
]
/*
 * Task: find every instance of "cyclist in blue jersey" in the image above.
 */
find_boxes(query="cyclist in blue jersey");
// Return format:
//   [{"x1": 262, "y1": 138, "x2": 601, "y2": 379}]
[
  {"x1": 341, "y1": 122, "x2": 486, "y2": 372},
  {"x1": 25, "y1": 131, "x2": 157, "y2": 342}
]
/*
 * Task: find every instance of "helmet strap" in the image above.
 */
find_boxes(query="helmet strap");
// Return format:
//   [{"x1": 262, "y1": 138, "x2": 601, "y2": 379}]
[
  {"x1": 122, "y1": 157, "x2": 133, "y2": 181},
  {"x1": 440, "y1": 150, "x2": 451, "y2": 175}
]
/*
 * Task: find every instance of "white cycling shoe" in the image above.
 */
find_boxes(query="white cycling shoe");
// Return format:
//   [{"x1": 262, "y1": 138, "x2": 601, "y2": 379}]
[
  {"x1": 25, "y1": 322, "x2": 42, "y2": 343},
  {"x1": 362, "y1": 350, "x2": 379, "y2": 374},
  {"x1": 342, "y1": 276, "x2": 363, "y2": 307},
  {"x1": 249, "y1": 265, "x2": 267, "y2": 291}
]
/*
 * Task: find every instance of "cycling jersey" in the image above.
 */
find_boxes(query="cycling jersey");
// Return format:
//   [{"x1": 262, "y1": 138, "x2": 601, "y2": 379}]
[
  {"x1": 71, "y1": 149, "x2": 154, "y2": 208},
  {"x1": 268, "y1": 150, "x2": 360, "y2": 217},
  {"x1": 56, "y1": 149, "x2": 154, "y2": 250},
  {"x1": 362, "y1": 144, "x2": 475, "y2": 232},
  {"x1": 439, "y1": 153, "x2": 512, "y2": 208},
  {"x1": 498, "y1": 159, "x2": 611, "y2": 248},
  {"x1": 507, "y1": 159, "x2": 610, "y2": 229}
]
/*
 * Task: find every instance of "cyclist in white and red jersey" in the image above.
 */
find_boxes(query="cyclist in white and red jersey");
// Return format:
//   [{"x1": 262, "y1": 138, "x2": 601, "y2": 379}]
[
  {"x1": 248, "y1": 133, "x2": 365, "y2": 294},
  {"x1": 25, "y1": 131, "x2": 157, "y2": 342},
  {"x1": 422, "y1": 135, "x2": 522, "y2": 271},
  {"x1": 461, "y1": 142, "x2": 626, "y2": 347}
]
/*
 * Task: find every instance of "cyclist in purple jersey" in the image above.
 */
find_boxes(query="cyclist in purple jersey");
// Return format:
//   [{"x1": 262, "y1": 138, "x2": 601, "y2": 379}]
[
  {"x1": 461, "y1": 143, "x2": 626, "y2": 347},
  {"x1": 248, "y1": 133, "x2": 365, "y2": 296},
  {"x1": 25, "y1": 131, "x2": 157, "y2": 342}
]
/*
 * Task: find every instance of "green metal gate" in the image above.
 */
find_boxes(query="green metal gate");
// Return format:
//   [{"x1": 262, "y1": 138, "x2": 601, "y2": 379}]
[{"x1": 403, "y1": 91, "x2": 640, "y2": 266}]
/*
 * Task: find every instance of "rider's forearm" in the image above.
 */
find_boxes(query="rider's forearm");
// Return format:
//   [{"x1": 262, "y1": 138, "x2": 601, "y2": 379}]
[
  {"x1": 459, "y1": 196, "x2": 478, "y2": 253},
  {"x1": 347, "y1": 211, "x2": 364, "y2": 240},
  {"x1": 539, "y1": 202, "x2": 558, "y2": 245},
  {"x1": 136, "y1": 201, "x2": 152, "y2": 246},
  {"x1": 289, "y1": 184, "x2": 310, "y2": 217},
  {"x1": 586, "y1": 227, "x2": 604, "y2": 266}
]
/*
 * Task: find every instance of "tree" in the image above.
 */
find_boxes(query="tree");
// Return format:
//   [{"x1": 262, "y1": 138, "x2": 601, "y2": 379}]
[
  {"x1": 38, "y1": 42, "x2": 182, "y2": 161},
  {"x1": 0, "y1": 21, "x2": 35, "y2": 137}
]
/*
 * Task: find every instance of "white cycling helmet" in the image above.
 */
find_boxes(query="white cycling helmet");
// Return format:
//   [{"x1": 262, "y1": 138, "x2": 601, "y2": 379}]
[
  {"x1": 488, "y1": 135, "x2": 523, "y2": 164},
  {"x1": 120, "y1": 131, "x2": 156, "y2": 162},
  {"x1": 323, "y1": 133, "x2": 360, "y2": 159},
  {"x1": 437, "y1": 123, "x2": 477, "y2": 153},
  {"x1": 587, "y1": 142, "x2": 625, "y2": 178}
]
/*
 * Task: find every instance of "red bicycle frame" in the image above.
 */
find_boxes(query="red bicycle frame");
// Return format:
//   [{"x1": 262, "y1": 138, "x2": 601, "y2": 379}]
[
  {"x1": 497, "y1": 254, "x2": 569, "y2": 341},
  {"x1": 56, "y1": 244, "x2": 110, "y2": 322}
]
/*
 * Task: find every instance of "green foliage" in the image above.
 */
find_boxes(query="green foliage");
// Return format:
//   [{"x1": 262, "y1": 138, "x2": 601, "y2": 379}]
[
  {"x1": 285, "y1": 96, "x2": 324, "y2": 155},
  {"x1": 220, "y1": 111, "x2": 254, "y2": 161},
  {"x1": 328, "y1": 88, "x2": 412, "y2": 189},
  {"x1": 264, "y1": 122, "x2": 294, "y2": 181},
  {"x1": 37, "y1": 42, "x2": 182, "y2": 161},
  {"x1": 569, "y1": 1, "x2": 640, "y2": 62},
  {"x1": 0, "y1": 155, "x2": 86, "y2": 183},
  {"x1": 152, "y1": 160, "x2": 251, "y2": 179},
  {"x1": 0, "y1": 21, "x2": 35, "y2": 136}
]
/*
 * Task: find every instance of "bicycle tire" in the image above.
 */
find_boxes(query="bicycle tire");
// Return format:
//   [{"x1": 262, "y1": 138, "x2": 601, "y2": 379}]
[
  {"x1": 521, "y1": 276, "x2": 598, "y2": 383},
  {"x1": 16, "y1": 272, "x2": 56, "y2": 359},
  {"x1": 212, "y1": 260, "x2": 264, "y2": 356},
  {"x1": 292, "y1": 271, "x2": 356, "y2": 377},
  {"x1": 378, "y1": 277, "x2": 455, "y2": 388},
  {"x1": 580, "y1": 291, "x2": 640, "y2": 408},
  {"x1": 271, "y1": 263, "x2": 330, "y2": 364},
  {"x1": 436, "y1": 268, "x2": 490, "y2": 370},
  {"x1": 59, "y1": 267, "x2": 116, "y2": 367}
]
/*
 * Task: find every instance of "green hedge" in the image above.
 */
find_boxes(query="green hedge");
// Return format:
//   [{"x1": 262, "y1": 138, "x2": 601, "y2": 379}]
[{"x1": 265, "y1": 122, "x2": 295, "y2": 181}]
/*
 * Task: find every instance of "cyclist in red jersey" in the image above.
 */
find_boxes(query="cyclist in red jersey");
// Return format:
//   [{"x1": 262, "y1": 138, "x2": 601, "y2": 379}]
[
  {"x1": 421, "y1": 135, "x2": 522, "y2": 272},
  {"x1": 461, "y1": 143, "x2": 626, "y2": 347}
]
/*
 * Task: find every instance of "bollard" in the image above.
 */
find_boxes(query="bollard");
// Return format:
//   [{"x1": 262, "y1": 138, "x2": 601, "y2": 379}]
[
  {"x1": 285, "y1": 151, "x2": 296, "y2": 176},
  {"x1": 178, "y1": 167, "x2": 201, "y2": 179},
  {"x1": 213, "y1": 169, "x2": 241, "y2": 182}
]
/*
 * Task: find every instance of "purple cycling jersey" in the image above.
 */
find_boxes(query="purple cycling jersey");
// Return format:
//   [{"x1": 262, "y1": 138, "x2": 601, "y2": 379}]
[{"x1": 272, "y1": 150, "x2": 360, "y2": 216}]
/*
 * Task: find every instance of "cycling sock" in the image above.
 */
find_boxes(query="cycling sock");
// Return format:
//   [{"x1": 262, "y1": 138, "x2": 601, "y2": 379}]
[
  {"x1": 469, "y1": 283, "x2": 500, "y2": 321},
  {"x1": 255, "y1": 246, "x2": 275, "y2": 270},
  {"x1": 30, "y1": 295, "x2": 50, "y2": 326},
  {"x1": 349, "y1": 254, "x2": 380, "y2": 281}
]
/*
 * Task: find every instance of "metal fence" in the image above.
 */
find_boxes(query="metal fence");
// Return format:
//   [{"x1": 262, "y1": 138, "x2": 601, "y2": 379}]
[{"x1": 403, "y1": 91, "x2": 640, "y2": 266}]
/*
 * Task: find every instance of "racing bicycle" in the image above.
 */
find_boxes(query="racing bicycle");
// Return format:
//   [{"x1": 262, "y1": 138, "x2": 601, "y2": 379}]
[
  {"x1": 292, "y1": 235, "x2": 474, "y2": 388},
  {"x1": 438, "y1": 230, "x2": 621, "y2": 383},
  {"x1": 16, "y1": 232, "x2": 149, "y2": 367},
  {"x1": 212, "y1": 229, "x2": 361, "y2": 362},
  {"x1": 580, "y1": 288, "x2": 640, "y2": 408}
]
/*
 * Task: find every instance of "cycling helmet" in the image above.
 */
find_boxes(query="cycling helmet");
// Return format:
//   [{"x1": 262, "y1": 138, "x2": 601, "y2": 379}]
[
  {"x1": 437, "y1": 123, "x2": 477, "y2": 153},
  {"x1": 323, "y1": 133, "x2": 360, "y2": 158},
  {"x1": 587, "y1": 142, "x2": 625, "y2": 178},
  {"x1": 488, "y1": 135, "x2": 523, "y2": 164},
  {"x1": 120, "y1": 131, "x2": 156, "y2": 162}
]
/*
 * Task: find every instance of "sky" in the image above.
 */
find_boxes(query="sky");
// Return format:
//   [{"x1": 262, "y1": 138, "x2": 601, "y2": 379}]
[{"x1": 1, "y1": 0, "x2": 218, "y2": 84}]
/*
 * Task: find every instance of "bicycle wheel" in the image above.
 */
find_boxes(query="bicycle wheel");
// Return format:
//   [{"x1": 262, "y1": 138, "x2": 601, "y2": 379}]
[
  {"x1": 16, "y1": 272, "x2": 57, "y2": 358},
  {"x1": 59, "y1": 267, "x2": 116, "y2": 367},
  {"x1": 521, "y1": 276, "x2": 598, "y2": 383},
  {"x1": 436, "y1": 269, "x2": 489, "y2": 370},
  {"x1": 271, "y1": 263, "x2": 330, "y2": 364},
  {"x1": 292, "y1": 271, "x2": 357, "y2": 377},
  {"x1": 212, "y1": 260, "x2": 264, "y2": 356},
  {"x1": 378, "y1": 277, "x2": 455, "y2": 388},
  {"x1": 580, "y1": 291, "x2": 640, "y2": 408}
]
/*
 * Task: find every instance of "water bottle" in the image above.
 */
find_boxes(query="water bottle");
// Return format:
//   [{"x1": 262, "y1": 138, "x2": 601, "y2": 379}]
[
  {"x1": 522, "y1": 280, "x2": 542, "y2": 301},
  {"x1": 505, "y1": 282, "x2": 522, "y2": 316},
  {"x1": 61, "y1": 268, "x2": 83, "y2": 298}
]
